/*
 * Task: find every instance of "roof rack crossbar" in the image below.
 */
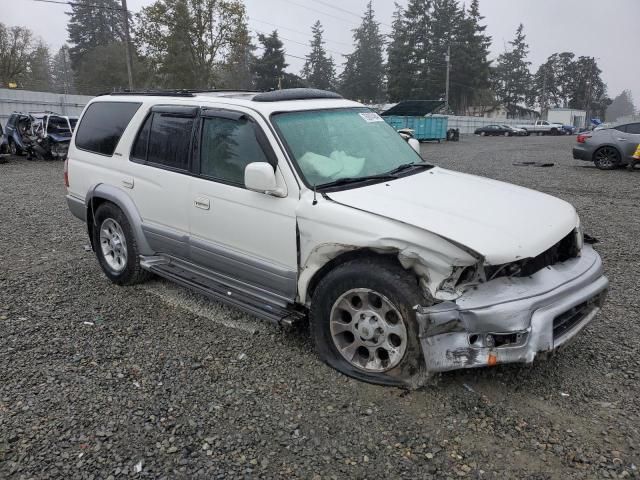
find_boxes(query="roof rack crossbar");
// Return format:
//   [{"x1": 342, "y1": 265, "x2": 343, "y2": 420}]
[{"x1": 105, "y1": 89, "x2": 261, "y2": 98}]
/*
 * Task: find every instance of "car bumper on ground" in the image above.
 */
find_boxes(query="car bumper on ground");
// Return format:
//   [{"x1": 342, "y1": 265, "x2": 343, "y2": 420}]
[
  {"x1": 572, "y1": 146, "x2": 591, "y2": 161},
  {"x1": 416, "y1": 245, "x2": 608, "y2": 373}
]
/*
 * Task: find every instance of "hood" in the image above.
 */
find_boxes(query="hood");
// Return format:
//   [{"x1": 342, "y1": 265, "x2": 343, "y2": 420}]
[{"x1": 326, "y1": 167, "x2": 577, "y2": 265}]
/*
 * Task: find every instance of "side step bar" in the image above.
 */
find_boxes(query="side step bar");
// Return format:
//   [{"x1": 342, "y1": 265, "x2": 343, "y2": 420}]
[{"x1": 140, "y1": 256, "x2": 305, "y2": 328}]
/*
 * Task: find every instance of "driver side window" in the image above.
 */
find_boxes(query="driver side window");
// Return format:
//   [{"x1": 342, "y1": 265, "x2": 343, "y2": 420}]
[{"x1": 200, "y1": 116, "x2": 269, "y2": 186}]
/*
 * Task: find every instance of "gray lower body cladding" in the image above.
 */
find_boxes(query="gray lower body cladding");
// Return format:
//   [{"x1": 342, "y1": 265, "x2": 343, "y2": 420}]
[{"x1": 416, "y1": 245, "x2": 608, "y2": 372}]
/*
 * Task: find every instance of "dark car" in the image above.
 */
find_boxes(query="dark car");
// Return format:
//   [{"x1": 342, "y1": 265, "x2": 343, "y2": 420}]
[
  {"x1": 474, "y1": 124, "x2": 516, "y2": 136},
  {"x1": 4, "y1": 112, "x2": 77, "y2": 160},
  {"x1": 0, "y1": 122, "x2": 8, "y2": 154},
  {"x1": 573, "y1": 122, "x2": 640, "y2": 170}
]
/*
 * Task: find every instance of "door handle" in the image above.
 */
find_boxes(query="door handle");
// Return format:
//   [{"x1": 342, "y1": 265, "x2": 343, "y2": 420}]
[
  {"x1": 616, "y1": 138, "x2": 627, "y2": 141},
  {"x1": 122, "y1": 178, "x2": 134, "y2": 189},
  {"x1": 194, "y1": 197, "x2": 210, "y2": 210}
]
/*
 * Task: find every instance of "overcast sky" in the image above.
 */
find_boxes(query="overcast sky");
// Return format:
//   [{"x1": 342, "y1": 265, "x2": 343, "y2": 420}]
[{"x1": 4, "y1": 0, "x2": 639, "y2": 107}]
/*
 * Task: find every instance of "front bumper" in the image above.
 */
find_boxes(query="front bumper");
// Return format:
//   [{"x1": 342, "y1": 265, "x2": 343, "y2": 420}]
[{"x1": 416, "y1": 245, "x2": 608, "y2": 372}]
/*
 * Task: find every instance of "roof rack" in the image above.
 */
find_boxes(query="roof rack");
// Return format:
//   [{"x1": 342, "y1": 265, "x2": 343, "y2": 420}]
[
  {"x1": 252, "y1": 88, "x2": 343, "y2": 102},
  {"x1": 105, "y1": 89, "x2": 260, "y2": 98}
]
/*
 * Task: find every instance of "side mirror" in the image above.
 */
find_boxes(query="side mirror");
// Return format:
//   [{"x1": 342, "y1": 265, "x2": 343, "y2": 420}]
[
  {"x1": 245, "y1": 162, "x2": 285, "y2": 197},
  {"x1": 408, "y1": 138, "x2": 421, "y2": 154}
]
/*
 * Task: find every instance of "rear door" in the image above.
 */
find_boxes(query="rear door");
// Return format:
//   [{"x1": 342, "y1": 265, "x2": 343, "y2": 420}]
[{"x1": 126, "y1": 105, "x2": 197, "y2": 259}]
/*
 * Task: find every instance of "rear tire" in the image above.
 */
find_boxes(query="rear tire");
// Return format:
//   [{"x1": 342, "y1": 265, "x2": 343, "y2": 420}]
[
  {"x1": 593, "y1": 146, "x2": 620, "y2": 170},
  {"x1": 310, "y1": 257, "x2": 428, "y2": 387},
  {"x1": 92, "y1": 202, "x2": 151, "y2": 286},
  {"x1": 8, "y1": 139, "x2": 19, "y2": 155}
]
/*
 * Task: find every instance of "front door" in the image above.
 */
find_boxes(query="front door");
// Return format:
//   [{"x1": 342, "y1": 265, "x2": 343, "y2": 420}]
[{"x1": 188, "y1": 107, "x2": 299, "y2": 303}]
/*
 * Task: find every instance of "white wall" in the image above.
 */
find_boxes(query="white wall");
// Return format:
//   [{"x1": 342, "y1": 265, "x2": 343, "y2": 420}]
[
  {"x1": 0, "y1": 89, "x2": 93, "y2": 123},
  {"x1": 547, "y1": 109, "x2": 585, "y2": 127}
]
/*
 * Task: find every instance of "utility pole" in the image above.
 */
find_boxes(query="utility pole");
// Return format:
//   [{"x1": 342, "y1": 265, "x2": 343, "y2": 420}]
[
  {"x1": 541, "y1": 71, "x2": 547, "y2": 120},
  {"x1": 121, "y1": 0, "x2": 134, "y2": 90},
  {"x1": 444, "y1": 44, "x2": 451, "y2": 113}
]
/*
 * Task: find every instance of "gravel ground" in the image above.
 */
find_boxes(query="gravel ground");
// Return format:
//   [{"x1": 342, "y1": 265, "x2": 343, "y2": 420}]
[{"x1": 1, "y1": 135, "x2": 639, "y2": 479}]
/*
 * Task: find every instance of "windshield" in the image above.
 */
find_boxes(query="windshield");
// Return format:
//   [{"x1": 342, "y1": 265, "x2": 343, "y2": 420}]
[{"x1": 272, "y1": 108, "x2": 424, "y2": 187}]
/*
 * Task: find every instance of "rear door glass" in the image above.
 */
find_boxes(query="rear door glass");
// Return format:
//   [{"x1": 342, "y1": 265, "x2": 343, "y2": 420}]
[{"x1": 130, "y1": 110, "x2": 195, "y2": 171}]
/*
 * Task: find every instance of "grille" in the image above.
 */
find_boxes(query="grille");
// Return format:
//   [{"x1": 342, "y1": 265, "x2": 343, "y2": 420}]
[
  {"x1": 486, "y1": 231, "x2": 580, "y2": 280},
  {"x1": 553, "y1": 292, "x2": 604, "y2": 340}
]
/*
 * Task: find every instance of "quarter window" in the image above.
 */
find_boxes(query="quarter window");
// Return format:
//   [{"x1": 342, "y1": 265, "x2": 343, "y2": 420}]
[
  {"x1": 200, "y1": 116, "x2": 270, "y2": 185},
  {"x1": 75, "y1": 102, "x2": 141, "y2": 156}
]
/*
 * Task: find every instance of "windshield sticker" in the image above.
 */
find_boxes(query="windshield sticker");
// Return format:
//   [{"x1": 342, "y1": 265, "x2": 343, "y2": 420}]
[{"x1": 359, "y1": 112, "x2": 384, "y2": 123}]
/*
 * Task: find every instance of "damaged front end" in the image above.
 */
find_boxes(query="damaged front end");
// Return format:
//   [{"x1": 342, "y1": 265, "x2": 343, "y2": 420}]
[{"x1": 415, "y1": 243, "x2": 608, "y2": 373}]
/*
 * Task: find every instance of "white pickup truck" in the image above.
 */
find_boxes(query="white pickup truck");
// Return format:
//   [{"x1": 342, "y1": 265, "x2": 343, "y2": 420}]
[{"x1": 517, "y1": 120, "x2": 564, "y2": 136}]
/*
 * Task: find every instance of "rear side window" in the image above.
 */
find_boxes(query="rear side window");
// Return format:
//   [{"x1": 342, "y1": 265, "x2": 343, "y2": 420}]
[
  {"x1": 75, "y1": 102, "x2": 141, "y2": 156},
  {"x1": 626, "y1": 123, "x2": 640, "y2": 134},
  {"x1": 130, "y1": 109, "x2": 195, "y2": 171}
]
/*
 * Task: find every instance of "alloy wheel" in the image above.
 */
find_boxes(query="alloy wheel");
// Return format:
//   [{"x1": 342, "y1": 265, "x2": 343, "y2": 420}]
[
  {"x1": 99, "y1": 218, "x2": 128, "y2": 273},
  {"x1": 330, "y1": 288, "x2": 408, "y2": 372}
]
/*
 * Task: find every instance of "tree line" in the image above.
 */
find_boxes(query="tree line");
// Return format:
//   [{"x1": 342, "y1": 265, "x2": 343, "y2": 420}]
[{"x1": 0, "y1": 0, "x2": 632, "y2": 120}]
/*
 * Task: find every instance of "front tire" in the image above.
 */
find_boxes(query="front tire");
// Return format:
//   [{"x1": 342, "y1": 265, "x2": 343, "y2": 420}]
[
  {"x1": 480, "y1": 131, "x2": 486, "y2": 136},
  {"x1": 93, "y1": 202, "x2": 150, "y2": 285},
  {"x1": 310, "y1": 258, "x2": 427, "y2": 387}
]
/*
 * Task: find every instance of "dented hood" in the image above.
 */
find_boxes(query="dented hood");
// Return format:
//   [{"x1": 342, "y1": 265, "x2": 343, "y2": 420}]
[{"x1": 326, "y1": 167, "x2": 577, "y2": 265}]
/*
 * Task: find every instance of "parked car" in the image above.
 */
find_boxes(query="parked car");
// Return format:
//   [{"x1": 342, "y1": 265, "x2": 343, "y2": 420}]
[
  {"x1": 561, "y1": 125, "x2": 577, "y2": 135},
  {"x1": 572, "y1": 122, "x2": 640, "y2": 170},
  {"x1": 501, "y1": 124, "x2": 527, "y2": 136},
  {"x1": 4, "y1": 111, "x2": 77, "y2": 160},
  {"x1": 516, "y1": 120, "x2": 564, "y2": 136},
  {"x1": 65, "y1": 88, "x2": 608, "y2": 387},
  {"x1": 0, "y1": 122, "x2": 8, "y2": 154},
  {"x1": 474, "y1": 124, "x2": 517, "y2": 136}
]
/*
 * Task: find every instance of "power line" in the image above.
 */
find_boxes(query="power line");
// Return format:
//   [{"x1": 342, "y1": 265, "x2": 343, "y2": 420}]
[
  {"x1": 252, "y1": 28, "x2": 346, "y2": 57},
  {"x1": 276, "y1": 0, "x2": 358, "y2": 27},
  {"x1": 313, "y1": 0, "x2": 393, "y2": 29},
  {"x1": 31, "y1": 0, "x2": 125, "y2": 11},
  {"x1": 250, "y1": 17, "x2": 352, "y2": 47}
]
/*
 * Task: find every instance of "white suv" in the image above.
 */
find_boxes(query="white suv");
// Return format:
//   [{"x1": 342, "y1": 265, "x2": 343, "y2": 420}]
[{"x1": 65, "y1": 88, "x2": 608, "y2": 387}]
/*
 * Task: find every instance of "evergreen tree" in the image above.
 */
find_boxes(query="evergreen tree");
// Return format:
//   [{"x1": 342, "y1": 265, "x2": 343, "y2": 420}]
[
  {"x1": 50, "y1": 46, "x2": 75, "y2": 94},
  {"x1": 301, "y1": 21, "x2": 335, "y2": 90},
  {"x1": 492, "y1": 24, "x2": 531, "y2": 117},
  {"x1": 567, "y1": 56, "x2": 610, "y2": 120},
  {"x1": 218, "y1": 19, "x2": 256, "y2": 90},
  {"x1": 402, "y1": 0, "x2": 432, "y2": 99},
  {"x1": 450, "y1": 0, "x2": 491, "y2": 113},
  {"x1": 253, "y1": 31, "x2": 288, "y2": 91},
  {"x1": 339, "y1": 1, "x2": 385, "y2": 102},
  {"x1": 606, "y1": 90, "x2": 636, "y2": 122},
  {"x1": 74, "y1": 42, "x2": 146, "y2": 94},
  {"x1": 28, "y1": 42, "x2": 52, "y2": 92},
  {"x1": 66, "y1": 0, "x2": 125, "y2": 69},
  {"x1": 386, "y1": 3, "x2": 412, "y2": 102},
  {"x1": 424, "y1": 0, "x2": 462, "y2": 104}
]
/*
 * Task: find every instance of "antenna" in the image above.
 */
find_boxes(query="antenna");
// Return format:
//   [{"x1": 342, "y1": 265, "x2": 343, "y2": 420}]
[{"x1": 312, "y1": 184, "x2": 318, "y2": 205}]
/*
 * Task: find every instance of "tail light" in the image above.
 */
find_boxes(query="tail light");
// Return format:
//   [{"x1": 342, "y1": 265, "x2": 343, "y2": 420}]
[
  {"x1": 63, "y1": 158, "x2": 69, "y2": 188},
  {"x1": 577, "y1": 133, "x2": 591, "y2": 144}
]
